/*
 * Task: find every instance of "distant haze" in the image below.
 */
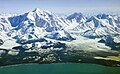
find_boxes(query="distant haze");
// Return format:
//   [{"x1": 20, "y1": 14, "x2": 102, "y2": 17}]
[{"x1": 0, "y1": 0, "x2": 120, "y2": 15}]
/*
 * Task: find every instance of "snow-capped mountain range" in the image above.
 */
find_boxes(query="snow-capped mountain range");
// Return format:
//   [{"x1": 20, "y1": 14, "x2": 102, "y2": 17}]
[
  {"x1": 68, "y1": 13, "x2": 120, "y2": 38},
  {"x1": 0, "y1": 8, "x2": 120, "y2": 49}
]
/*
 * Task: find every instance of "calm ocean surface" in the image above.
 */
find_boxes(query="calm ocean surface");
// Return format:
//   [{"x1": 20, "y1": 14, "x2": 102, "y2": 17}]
[{"x1": 0, "y1": 63, "x2": 120, "y2": 74}]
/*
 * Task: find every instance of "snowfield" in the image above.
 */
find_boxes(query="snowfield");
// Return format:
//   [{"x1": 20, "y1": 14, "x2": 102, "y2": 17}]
[{"x1": 0, "y1": 8, "x2": 120, "y2": 50}]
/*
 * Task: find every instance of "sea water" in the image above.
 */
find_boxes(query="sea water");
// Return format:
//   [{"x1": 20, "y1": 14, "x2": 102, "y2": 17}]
[{"x1": 0, "y1": 63, "x2": 120, "y2": 74}]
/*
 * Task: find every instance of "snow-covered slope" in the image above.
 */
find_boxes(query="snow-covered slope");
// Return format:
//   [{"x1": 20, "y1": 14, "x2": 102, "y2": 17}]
[
  {"x1": 68, "y1": 14, "x2": 120, "y2": 38},
  {"x1": 8, "y1": 8, "x2": 68, "y2": 31},
  {"x1": 67, "y1": 12, "x2": 86, "y2": 23},
  {"x1": 0, "y1": 8, "x2": 75, "y2": 49},
  {"x1": 0, "y1": 17, "x2": 11, "y2": 32},
  {"x1": 6, "y1": 8, "x2": 74, "y2": 41},
  {"x1": 46, "y1": 30, "x2": 75, "y2": 41},
  {"x1": 65, "y1": 12, "x2": 86, "y2": 30},
  {"x1": 0, "y1": 8, "x2": 120, "y2": 49}
]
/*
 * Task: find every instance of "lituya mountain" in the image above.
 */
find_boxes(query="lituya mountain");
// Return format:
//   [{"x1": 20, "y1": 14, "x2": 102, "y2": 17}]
[{"x1": 0, "y1": 8, "x2": 120, "y2": 67}]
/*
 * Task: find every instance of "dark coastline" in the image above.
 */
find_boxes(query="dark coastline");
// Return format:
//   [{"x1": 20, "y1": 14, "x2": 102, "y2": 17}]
[{"x1": 0, "y1": 48, "x2": 120, "y2": 67}]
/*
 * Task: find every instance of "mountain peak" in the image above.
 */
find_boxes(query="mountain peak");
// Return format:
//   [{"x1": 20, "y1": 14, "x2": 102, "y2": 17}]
[
  {"x1": 96, "y1": 14, "x2": 108, "y2": 19},
  {"x1": 32, "y1": 8, "x2": 52, "y2": 15},
  {"x1": 32, "y1": 8, "x2": 44, "y2": 13},
  {"x1": 73, "y1": 12, "x2": 83, "y2": 16},
  {"x1": 67, "y1": 12, "x2": 83, "y2": 18},
  {"x1": 67, "y1": 12, "x2": 86, "y2": 23}
]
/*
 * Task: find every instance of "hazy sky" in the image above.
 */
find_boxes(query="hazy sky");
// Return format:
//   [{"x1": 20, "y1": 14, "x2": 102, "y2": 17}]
[{"x1": 0, "y1": 0, "x2": 120, "y2": 14}]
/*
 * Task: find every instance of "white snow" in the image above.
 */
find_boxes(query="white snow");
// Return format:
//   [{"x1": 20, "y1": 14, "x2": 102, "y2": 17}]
[
  {"x1": 0, "y1": 39, "x2": 20, "y2": 49},
  {"x1": 0, "y1": 8, "x2": 120, "y2": 51},
  {"x1": 22, "y1": 44, "x2": 32, "y2": 49}
]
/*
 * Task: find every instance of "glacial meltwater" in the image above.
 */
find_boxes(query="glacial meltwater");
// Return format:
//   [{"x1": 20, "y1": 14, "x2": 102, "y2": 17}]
[{"x1": 0, "y1": 63, "x2": 120, "y2": 74}]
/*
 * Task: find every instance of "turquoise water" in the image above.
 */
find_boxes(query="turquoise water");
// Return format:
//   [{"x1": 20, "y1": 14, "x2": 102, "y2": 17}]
[{"x1": 0, "y1": 63, "x2": 120, "y2": 74}]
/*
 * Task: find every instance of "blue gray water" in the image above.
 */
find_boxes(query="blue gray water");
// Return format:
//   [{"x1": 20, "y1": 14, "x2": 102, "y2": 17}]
[{"x1": 0, "y1": 63, "x2": 120, "y2": 74}]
